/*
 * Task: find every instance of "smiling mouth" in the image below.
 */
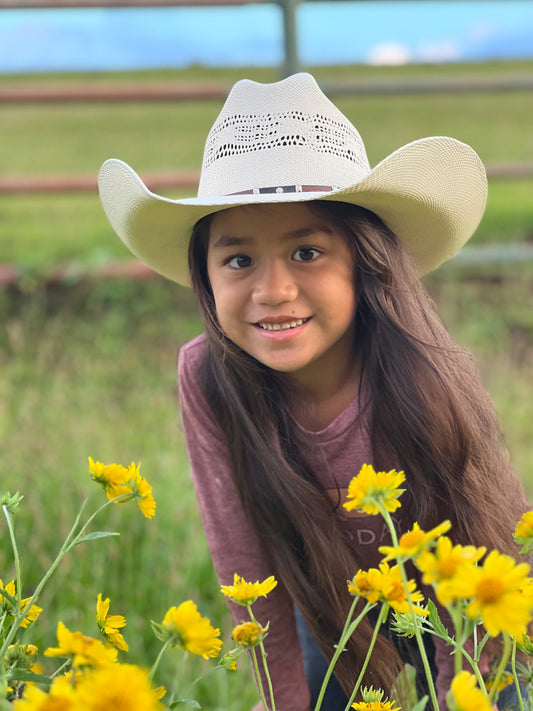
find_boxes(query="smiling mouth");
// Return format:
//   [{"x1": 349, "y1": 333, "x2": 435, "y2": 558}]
[{"x1": 256, "y1": 317, "x2": 310, "y2": 332}]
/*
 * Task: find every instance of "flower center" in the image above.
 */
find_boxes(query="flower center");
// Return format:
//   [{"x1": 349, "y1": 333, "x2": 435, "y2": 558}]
[
  {"x1": 476, "y1": 577, "x2": 505, "y2": 604},
  {"x1": 385, "y1": 581, "x2": 406, "y2": 603},
  {"x1": 400, "y1": 530, "x2": 425, "y2": 549}
]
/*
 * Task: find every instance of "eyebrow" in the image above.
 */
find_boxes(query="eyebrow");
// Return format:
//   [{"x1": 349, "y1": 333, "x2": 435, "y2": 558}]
[{"x1": 211, "y1": 224, "x2": 333, "y2": 250}]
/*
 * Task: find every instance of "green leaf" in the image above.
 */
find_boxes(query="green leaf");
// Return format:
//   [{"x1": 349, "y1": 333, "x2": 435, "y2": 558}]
[
  {"x1": 6, "y1": 670, "x2": 53, "y2": 687},
  {"x1": 516, "y1": 633, "x2": 533, "y2": 654},
  {"x1": 151, "y1": 620, "x2": 168, "y2": 643},
  {"x1": 74, "y1": 531, "x2": 120, "y2": 545},
  {"x1": 169, "y1": 698, "x2": 201, "y2": 709},
  {"x1": 427, "y1": 600, "x2": 452, "y2": 643},
  {"x1": 411, "y1": 695, "x2": 429, "y2": 711}
]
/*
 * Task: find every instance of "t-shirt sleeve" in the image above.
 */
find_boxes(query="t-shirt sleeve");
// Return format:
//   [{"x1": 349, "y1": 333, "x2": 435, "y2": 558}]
[{"x1": 177, "y1": 336, "x2": 311, "y2": 711}]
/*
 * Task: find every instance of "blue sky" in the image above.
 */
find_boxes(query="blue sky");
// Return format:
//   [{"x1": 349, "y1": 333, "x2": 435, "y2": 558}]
[{"x1": 1, "y1": 1, "x2": 533, "y2": 72}]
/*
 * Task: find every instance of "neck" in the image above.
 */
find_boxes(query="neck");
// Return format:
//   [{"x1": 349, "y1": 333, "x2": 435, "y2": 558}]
[{"x1": 283, "y1": 352, "x2": 361, "y2": 432}]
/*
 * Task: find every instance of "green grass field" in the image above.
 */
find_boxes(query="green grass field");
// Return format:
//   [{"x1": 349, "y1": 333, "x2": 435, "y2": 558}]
[{"x1": 1, "y1": 62, "x2": 533, "y2": 709}]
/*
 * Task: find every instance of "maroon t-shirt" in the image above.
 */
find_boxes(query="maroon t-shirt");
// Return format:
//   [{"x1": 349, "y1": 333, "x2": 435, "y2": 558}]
[{"x1": 178, "y1": 334, "x2": 528, "y2": 711}]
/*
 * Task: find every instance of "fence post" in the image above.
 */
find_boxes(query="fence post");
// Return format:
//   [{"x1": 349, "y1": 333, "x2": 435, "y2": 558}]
[{"x1": 279, "y1": 0, "x2": 300, "y2": 77}]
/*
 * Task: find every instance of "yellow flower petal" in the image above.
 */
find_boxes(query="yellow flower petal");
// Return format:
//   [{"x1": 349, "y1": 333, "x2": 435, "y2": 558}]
[
  {"x1": 450, "y1": 670, "x2": 492, "y2": 711},
  {"x1": 221, "y1": 573, "x2": 277, "y2": 606},
  {"x1": 162, "y1": 601, "x2": 222, "y2": 659},
  {"x1": 232, "y1": 621, "x2": 268, "y2": 647},
  {"x1": 452, "y1": 550, "x2": 532, "y2": 638},
  {"x1": 379, "y1": 521, "x2": 451, "y2": 562},
  {"x1": 74, "y1": 663, "x2": 165, "y2": 710},
  {"x1": 344, "y1": 464, "x2": 405, "y2": 516},
  {"x1": 45, "y1": 621, "x2": 117, "y2": 668}
]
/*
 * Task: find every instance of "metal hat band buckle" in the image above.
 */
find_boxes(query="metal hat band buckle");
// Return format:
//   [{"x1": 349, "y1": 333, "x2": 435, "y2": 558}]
[{"x1": 229, "y1": 184, "x2": 336, "y2": 196}]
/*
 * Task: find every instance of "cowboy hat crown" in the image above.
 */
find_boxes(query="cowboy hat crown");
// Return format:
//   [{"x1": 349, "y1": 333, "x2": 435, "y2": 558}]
[{"x1": 98, "y1": 72, "x2": 487, "y2": 285}]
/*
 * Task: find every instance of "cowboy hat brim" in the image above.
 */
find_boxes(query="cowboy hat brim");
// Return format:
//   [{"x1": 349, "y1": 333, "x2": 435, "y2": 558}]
[{"x1": 98, "y1": 135, "x2": 487, "y2": 285}]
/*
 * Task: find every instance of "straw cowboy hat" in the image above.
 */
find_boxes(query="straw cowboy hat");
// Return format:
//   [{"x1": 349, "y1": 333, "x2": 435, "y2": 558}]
[{"x1": 98, "y1": 72, "x2": 487, "y2": 285}]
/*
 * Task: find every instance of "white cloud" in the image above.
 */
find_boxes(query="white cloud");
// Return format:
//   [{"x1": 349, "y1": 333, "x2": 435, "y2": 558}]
[
  {"x1": 468, "y1": 21, "x2": 498, "y2": 41},
  {"x1": 418, "y1": 40, "x2": 461, "y2": 63},
  {"x1": 367, "y1": 42, "x2": 412, "y2": 66}
]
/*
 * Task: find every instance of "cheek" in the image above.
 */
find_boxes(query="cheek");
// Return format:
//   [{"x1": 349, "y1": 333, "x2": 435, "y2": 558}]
[{"x1": 210, "y1": 286, "x2": 239, "y2": 335}]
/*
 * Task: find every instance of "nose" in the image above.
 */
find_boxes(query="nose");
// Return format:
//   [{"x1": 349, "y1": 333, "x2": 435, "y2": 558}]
[{"x1": 251, "y1": 259, "x2": 298, "y2": 306}]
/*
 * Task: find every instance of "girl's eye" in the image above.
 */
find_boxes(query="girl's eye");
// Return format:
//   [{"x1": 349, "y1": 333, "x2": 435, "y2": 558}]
[
  {"x1": 293, "y1": 247, "x2": 320, "y2": 262},
  {"x1": 227, "y1": 255, "x2": 252, "y2": 269}
]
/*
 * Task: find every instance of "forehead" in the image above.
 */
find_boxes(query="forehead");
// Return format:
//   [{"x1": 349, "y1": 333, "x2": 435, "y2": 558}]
[{"x1": 208, "y1": 202, "x2": 332, "y2": 238}]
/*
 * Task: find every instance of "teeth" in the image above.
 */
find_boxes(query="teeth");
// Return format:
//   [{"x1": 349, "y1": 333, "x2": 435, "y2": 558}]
[{"x1": 258, "y1": 318, "x2": 306, "y2": 331}]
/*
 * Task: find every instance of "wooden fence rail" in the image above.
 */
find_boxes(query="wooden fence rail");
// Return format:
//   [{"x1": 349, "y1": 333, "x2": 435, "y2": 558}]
[
  {"x1": 1, "y1": 162, "x2": 533, "y2": 195},
  {"x1": 2, "y1": 76, "x2": 533, "y2": 105}
]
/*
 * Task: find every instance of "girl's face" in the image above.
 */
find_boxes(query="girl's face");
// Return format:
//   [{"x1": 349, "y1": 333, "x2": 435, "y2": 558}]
[{"x1": 206, "y1": 202, "x2": 358, "y2": 394}]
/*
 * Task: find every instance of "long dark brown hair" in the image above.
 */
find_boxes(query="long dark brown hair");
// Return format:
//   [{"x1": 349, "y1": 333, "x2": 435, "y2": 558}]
[{"x1": 187, "y1": 200, "x2": 521, "y2": 697}]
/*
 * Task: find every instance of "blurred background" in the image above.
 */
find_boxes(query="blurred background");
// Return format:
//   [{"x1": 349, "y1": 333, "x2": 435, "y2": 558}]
[{"x1": 1, "y1": 2, "x2": 532, "y2": 708}]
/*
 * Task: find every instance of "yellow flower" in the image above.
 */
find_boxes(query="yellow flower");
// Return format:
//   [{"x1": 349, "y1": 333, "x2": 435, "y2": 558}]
[
  {"x1": 89, "y1": 457, "x2": 156, "y2": 518},
  {"x1": 451, "y1": 550, "x2": 532, "y2": 638},
  {"x1": 352, "y1": 702, "x2": 401, "y2": 711},
  {"x1": 153, "y1": 686, "x2": 166, "y2": 700},
  {"x1": 96, "y1": 594, "x2": 128, "y2": 652},
  {"x1": 416, "y1": 536, "x2": 486, "y2": 606},
  {"x1": 352, "y1": 685, "x2": 401, "y2": 710},
  {"x1": 161, "y1": 601, "x2": 222, "y2": 659},
  {"x1": 232, "y1": 621, "x2": 269, "y2": 647},
  {"x1": 344, "y1": 464, "x2": 405, "y2": 516},
  {"x1": 348, "y1": 563, "x2": 427, "y2": 616},
  {"x1": 514, "y1": 511, "x2": 533, "y2": 553},
  {"x1": 124, "y1": 462, "x2": 156, "y2": 519},
  {"x1": 348, "y1": 570, "x2": 380, "y2": 602},
  {"x1": 379, "y1": 521, "x2": 451, "y2": 562},
  {"x1": 0, "y1": 578, "x2": 16, "y2": 612},
  {"x1": 220, "y1": 573, "x2": 277, "y2": 606},
  {"x1": 13, "y1": 675, "x2": 77, "y2": 710},
  {"x1": 45, "y1": 621, "x2": 117, "y2": 668},
  {"x1": 5, "y1": 643, "x2": 39, "y2": 671},
  {"x1": 450, "y1": 670, "x2": 492, "y2": 711},
  {"x1": 0, "y1": 579, "x2": 42, "y2": 628},
  {"x1": 20, "y1": 597, "x2": 42, "y2": 629},
  {"x1": 485, "y1": 671, "x2": 514, "y2": 692},
  {"x1": 89, "y1": 457, "x2": 131, "y2": 500},
  {"x1": 74, "y1": 663, "x2": 165, "y2": 711}
]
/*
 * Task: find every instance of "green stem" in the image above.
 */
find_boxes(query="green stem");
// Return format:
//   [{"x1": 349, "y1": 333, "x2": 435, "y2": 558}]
[
  {"x1": 50, "y1": 658, "x2": 72, "y2": 679},
  {"x1": 148, "y1": 638, "x2": 172, "y2": 683},
  {"x1": 247, "y1": 604, "x2": 275, "y2": 711},
  {"x1": 424, "y1": 627, "x2": 487, "y2": 692},
  {"x1": 3, "y1": 505, "x2": 22, "y2": 619},
  {"x1": 250, "y1": 644, "x2": 270, "y2": 711},
  {"x1": 63, "y1": 494, "x2": 128, "y2": 553},
  {"x1": 511, "y1": 637, "x2": 525, "y2": 711},
  {"x1": 476, "y1": 631, "x2": 491, "y2": 660},
  {"x1": 450, "y1": 605, "x2": 464, "y2": 677},
  {"x1": 380, "y1": 508, "x2": 439, "y2": 711},
  {"x1": 314, "y1": 598, "x2": 372, "y2": 711},
  {"x1": 0, "y1": 495, "x2": 122, "y2": 661},
  {"x1": 0, "y1": 500, "x2": 83, "y2": 659},
  {"x1": 488, "y1": 634, "x2": 512, "y2": 706},
  {"x1": 343, "y1": 604, "x2": 388, "y2": 710}
]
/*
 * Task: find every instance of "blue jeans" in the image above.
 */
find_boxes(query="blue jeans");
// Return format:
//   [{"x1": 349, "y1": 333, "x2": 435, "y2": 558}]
[
  {"x1": 295, "y1": 606, "x2": 437, "y2": 709},
  {"x1": 498, "y1": 682, "x2": 530, "y2": 711},
  {"x1": 295, "y1": 607, "x2": 529, "y2": 710},
  {"x1": 295, "y1": 607, "x2": 348, "y2": 710}
]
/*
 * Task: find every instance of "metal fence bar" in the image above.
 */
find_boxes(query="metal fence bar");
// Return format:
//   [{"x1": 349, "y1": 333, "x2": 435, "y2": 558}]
[{"x1": 0, "y1": 0, "x2": 264, "y2": 7}]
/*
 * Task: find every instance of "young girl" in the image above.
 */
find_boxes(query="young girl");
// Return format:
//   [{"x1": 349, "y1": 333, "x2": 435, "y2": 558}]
[{"x1": 98, "y1": 73, "x2": 530, "y2": 710}]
